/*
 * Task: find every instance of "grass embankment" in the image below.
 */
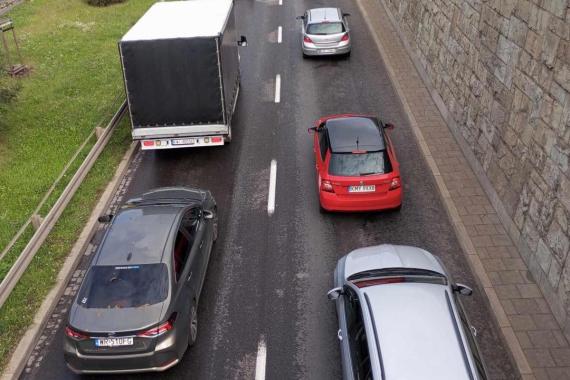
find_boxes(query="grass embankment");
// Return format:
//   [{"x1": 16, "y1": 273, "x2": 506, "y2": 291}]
[{"x1": 0, "y1": 0, "x2": 154, "y2": 370}]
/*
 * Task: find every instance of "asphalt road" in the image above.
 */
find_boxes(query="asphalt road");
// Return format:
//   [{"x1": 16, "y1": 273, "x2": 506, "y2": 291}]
[{"x1": 21, "y1": 0, "x2": 518, "y2": 379}]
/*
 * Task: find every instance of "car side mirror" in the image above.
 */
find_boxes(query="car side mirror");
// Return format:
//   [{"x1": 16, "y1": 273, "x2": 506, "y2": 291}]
[
  {"x1": 203, "y1": 210, "x2": 215, "y2": 220},
  {"x1": 296, "y1": 15, "x2": 305, "y2": 20},
  {"x1": 327, "y1": 287, "x2": 343, "y2": 301},
  {"x1": 343, "y1": 12, "x2": 351, "y2": 17},
  {"x1": 97, "y1": 214, "x2": 113, "y2": 223},
  {"x1": 238, "y1": 35, "x2": 248, "y2": 47},
  {"x1": 308, "y1": 126, "x2": 317, "y2": 133},
  {"x1": 453, "y1": 283, "x2": 473, "y2": 296},
  {"x1": 384, "y1": 123, "x2": 395, "y2": 130}
]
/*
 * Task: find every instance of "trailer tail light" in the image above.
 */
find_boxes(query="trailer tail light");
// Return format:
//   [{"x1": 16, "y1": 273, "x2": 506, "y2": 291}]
[
  {"x1": 321, "y1": 180, "x2": 334, "y2": 193},
  {"x1": 137, "y1": 313, "x2": 177, "y2": 338},
  {"x1": 211, "y1": 136, "x2": 223, "y2": 143},
  {"x1": 142, "y1": 140, "x2": 154, "y2": 147},
  {"x1": 65, "y1": 326, "x2": 88, "y2": 341},
  {"x1": 341, "y1": 33, "x2": 350, "y2": 42},
  {"x1": 303, "y1": 36, "x2": 313, "y2": 44},
  {"x1": 389, "y1": 177, "x2": 401, "y2": 190}
]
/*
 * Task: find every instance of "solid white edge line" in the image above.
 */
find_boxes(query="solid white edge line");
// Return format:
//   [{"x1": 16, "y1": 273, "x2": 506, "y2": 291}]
[
  {"x1": 267, "y1": 160, "x2": 277, "y2": 216},
  {"x1": 255, "y1": 337, "x2": 267, "y2": 380},
  {"x1": 274, "y1": 74, "x2": 281, "y2": 103},
  {"x1": 277, "y1": 26, "x2": 282, "y2": 44}
]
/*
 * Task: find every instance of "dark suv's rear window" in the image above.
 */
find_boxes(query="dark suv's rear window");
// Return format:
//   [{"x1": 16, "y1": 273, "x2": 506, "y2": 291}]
[
  {"x1": 307, "y1": 22, "x2": 345, "y2": 35},
  {"x1": 77, "y1": 264, "x2": 169, "y2": 308},
  {"x1": 329, "y1": 151, "x2": 391, "y2": 177}
]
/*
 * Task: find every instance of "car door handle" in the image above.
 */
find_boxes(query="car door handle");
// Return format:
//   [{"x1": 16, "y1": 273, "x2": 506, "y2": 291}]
[
  {"x1": 187, "y1": 272, "x2": 193, "y2": 282},
  {"x1": 199, "y1": 241, "x2": 204, "y2": 249},
  {"x1": 337, "y1": 329, "x2": 343, "y2": 341}
]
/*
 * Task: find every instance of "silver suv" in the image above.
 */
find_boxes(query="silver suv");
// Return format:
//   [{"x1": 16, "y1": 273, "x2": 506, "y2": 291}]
[
  {"x1": 298, "y1": 8, "x2": 351, "y2": 57},
  {"x1": 328, "y1": 244, "x2": 488, "y2": 380}
]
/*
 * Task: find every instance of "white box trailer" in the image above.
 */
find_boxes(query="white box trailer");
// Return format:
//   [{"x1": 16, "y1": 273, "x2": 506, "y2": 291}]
[{"x1": 119, "y1": 0, "x2": 246, "y2": 150}]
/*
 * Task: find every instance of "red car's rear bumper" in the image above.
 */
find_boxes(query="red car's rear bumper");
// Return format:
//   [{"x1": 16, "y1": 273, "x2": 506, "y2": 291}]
[{"x1": 319, "y1": 187, "x2": 402, "y2": 212}]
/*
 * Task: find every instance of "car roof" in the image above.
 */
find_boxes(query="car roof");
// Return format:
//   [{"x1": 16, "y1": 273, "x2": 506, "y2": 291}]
[
  {"x1": 344, "y1": 244, "x2": 445, "y2": 279},
  {"x1": 95, "y1": 206, "x2": 182, "y2": 266},
  {"x1": 363, "y1": 283, "x2": 473, "y2": 380},
  {"x1": 326, "y1": 117, "x2": 385, "y2": 153},
  {"x1": 307, "y1": 8, "x2": 341, "y2": 23}
]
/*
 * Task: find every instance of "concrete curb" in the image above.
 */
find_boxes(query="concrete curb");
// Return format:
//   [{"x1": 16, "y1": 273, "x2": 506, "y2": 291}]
[
  {"x1": 1, "y1": 142, "x2": 138, "y2": 380},
  {"x1": 356, "y1": 0, "x2": 529, "y2": 377}
]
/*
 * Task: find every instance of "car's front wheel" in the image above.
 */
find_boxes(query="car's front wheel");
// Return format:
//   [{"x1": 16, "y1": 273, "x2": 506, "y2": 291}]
[{"x1": 188, "y1": 302, "x2": 198, "y2": 347}]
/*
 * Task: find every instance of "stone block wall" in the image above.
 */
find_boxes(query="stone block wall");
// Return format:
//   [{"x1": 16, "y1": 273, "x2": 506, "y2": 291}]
[{"x1": 383, "y1": 0, "x2": 570, "y2": 333}]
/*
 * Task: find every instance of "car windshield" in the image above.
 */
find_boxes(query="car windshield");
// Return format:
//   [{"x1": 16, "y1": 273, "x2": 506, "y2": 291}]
[
  {"x1": 77, "y1": 264, "x2": 169, "y2": 308},
  {"x1": 307, "y1": 22, "x2": 344, "y2": 35},
  {"x1": 329, "y1": 151, "x2": 388, "y2": 177}
]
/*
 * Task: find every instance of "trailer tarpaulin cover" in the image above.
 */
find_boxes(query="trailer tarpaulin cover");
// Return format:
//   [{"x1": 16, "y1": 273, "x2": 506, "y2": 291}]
[
  {"x1": 120, "y1": 37, "x2": 223, "y2": 128},
  {"x1": 220, "y1": 3, "x2": 239, "y2": 122}
]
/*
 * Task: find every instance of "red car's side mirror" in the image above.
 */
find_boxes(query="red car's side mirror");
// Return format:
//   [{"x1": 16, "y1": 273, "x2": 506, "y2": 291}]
[
  {"x1": 384, "y1": 123, "x2": 395, "y2": 130},
  {"x1": 308, "y1": 126, "x2": 317, "y2": 133}
]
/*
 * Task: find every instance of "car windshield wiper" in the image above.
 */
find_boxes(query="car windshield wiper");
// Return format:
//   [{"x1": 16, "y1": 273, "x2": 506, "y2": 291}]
[{"x1": 359, "y1": 171, "x2": 382, "y2": 176}]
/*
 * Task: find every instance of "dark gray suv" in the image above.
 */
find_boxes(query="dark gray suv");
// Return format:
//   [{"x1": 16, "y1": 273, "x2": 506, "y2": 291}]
[{"x1": 64, "y1": 187, "x2": 217, "y2": 374}]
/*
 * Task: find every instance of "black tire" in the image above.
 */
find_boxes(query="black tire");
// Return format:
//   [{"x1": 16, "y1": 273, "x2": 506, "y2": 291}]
[
  {"x1": 345, "y1": 51, "x2": 351, "y2": 58},
  {"x1": 188, "y1": 301, "x2": 198, "y2": 347},
  {"x1": 319, "y1": 203, "x2": 328, "y2": 214},
  {"x1": 212, "y1": 207, "x2": 219, "y2": 242}
]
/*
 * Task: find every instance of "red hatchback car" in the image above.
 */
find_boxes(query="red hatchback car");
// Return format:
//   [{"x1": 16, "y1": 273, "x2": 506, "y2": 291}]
[{"x1": 310, "y1": 114, "x2": 402, "y2": 212}]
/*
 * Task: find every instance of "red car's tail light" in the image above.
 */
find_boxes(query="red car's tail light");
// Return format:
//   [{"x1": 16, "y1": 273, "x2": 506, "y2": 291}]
[
  {"x1": 389, "y1": 177, "x2": 401, "y2": 190},
  {"x1": 354, "y1": 277, "x2": 405, "y2": 288},
  {"x1": 137, "y1": 313, "x2": 177, "y2": 338},
  {"x1": 321, "y1": 180, "x2": 334, "y2": 193},
  {"x1": 65, "y1": 326, "x2": 88, "y2": 341},
  {"x1": 341, "y1": 33, "x2": 349, "y2": 42},
  {"x1": 303, "y1": 36, "x2": 313, "y2": 43}
]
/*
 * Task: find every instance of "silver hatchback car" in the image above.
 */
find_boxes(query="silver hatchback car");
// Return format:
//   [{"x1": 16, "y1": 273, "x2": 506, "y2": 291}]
[
  {"x1": 298, "y1": 8, "x2": 351, "y2": 57},
  {"x1": 328, "y1": 244, "x2": 488, "y2": 380}
]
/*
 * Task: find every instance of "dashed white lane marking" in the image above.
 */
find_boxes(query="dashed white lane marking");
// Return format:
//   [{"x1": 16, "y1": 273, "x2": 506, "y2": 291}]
[
  {"x1": 267, "y1": 160, "x2": 277, "y2": 216},
  {"x1": 255, "y1": 337, "x2": 267, "y2": 380},
  {"x1": 274, "y1": 74, "x2": 281, "y2": 103},
  {"x1": 277, "y1": 26, "x2": 282, "y2": 43},
  {"x1": 278, "y1": 0, "x2": 282, "y2": 5}
]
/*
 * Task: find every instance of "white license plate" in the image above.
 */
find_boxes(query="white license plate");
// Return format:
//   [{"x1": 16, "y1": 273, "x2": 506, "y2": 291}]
[
  {"x1": 95, "y1": 337, "x2": 134, "y2": 347},
  {"x1": 320, "y1": 49, "x2": 335, "y2": 54},
  {"x1": 171, "y1": 138, "x2": 195, "y2": 146},
  {"x1": 348, "y1": 185, "x2": 375, "y2": 193}
]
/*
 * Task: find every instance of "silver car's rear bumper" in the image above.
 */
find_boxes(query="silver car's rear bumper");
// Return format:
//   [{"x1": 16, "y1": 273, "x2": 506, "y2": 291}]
[{"x1": 302, "y1": 43, "x2": 351, "y2": 56}]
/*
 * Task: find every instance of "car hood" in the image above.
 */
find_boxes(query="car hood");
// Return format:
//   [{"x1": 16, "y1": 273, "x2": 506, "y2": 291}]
[
  {"x1": 69, "y1": 302, "x2": 166, "y2": 334},
  {"x1": 343, "y1": 244, "x2": 446, "y2": 279}
]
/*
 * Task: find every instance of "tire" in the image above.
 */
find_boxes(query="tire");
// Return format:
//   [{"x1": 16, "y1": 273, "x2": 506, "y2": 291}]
[
  {"x1": 188, "y1": 302, "x2": 198, "y2": 347},
  {"x1": 212, "y1": 207, "x2": 219, "y2": 242},
  {"x1": 319, "y1": 203, "x2": 328, "y2": 214},
  {"x1": 345, "y1": 51, "x2": 351, "y2": 58}
]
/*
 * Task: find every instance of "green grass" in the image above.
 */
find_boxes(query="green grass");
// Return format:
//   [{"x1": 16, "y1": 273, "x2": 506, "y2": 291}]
[
  {"x1": 0, "y1": 117, "x2": 131, "y2": 370},
  {"x1": 0, "y1": 0, "x2": 156, "y2": 370}
]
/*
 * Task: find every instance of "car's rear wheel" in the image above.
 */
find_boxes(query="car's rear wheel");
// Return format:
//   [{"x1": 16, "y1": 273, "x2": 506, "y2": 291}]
[
  {"x1": 188, "y1": 302, "x2": 198, "y2": 347},
  {"x1": 212, "y1": 207, "x2": 219, "y2": 242}
]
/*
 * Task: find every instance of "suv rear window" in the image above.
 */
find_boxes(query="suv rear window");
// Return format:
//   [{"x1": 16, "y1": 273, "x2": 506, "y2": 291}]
[
  {"x1": 77, "y1": 264, "x2": 169, "y2": 308},
  {"x1": 307, "y1": 22, "x2": 345, "y2": 35},
  {"x1": 329, "y1": 151, "x2": 390, "y2": 177}
]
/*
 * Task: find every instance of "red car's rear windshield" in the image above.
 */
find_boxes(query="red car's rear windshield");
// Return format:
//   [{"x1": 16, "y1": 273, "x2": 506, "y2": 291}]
[{"x1": 329, "y1": 151, "x2": 391, "y2": 177}]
